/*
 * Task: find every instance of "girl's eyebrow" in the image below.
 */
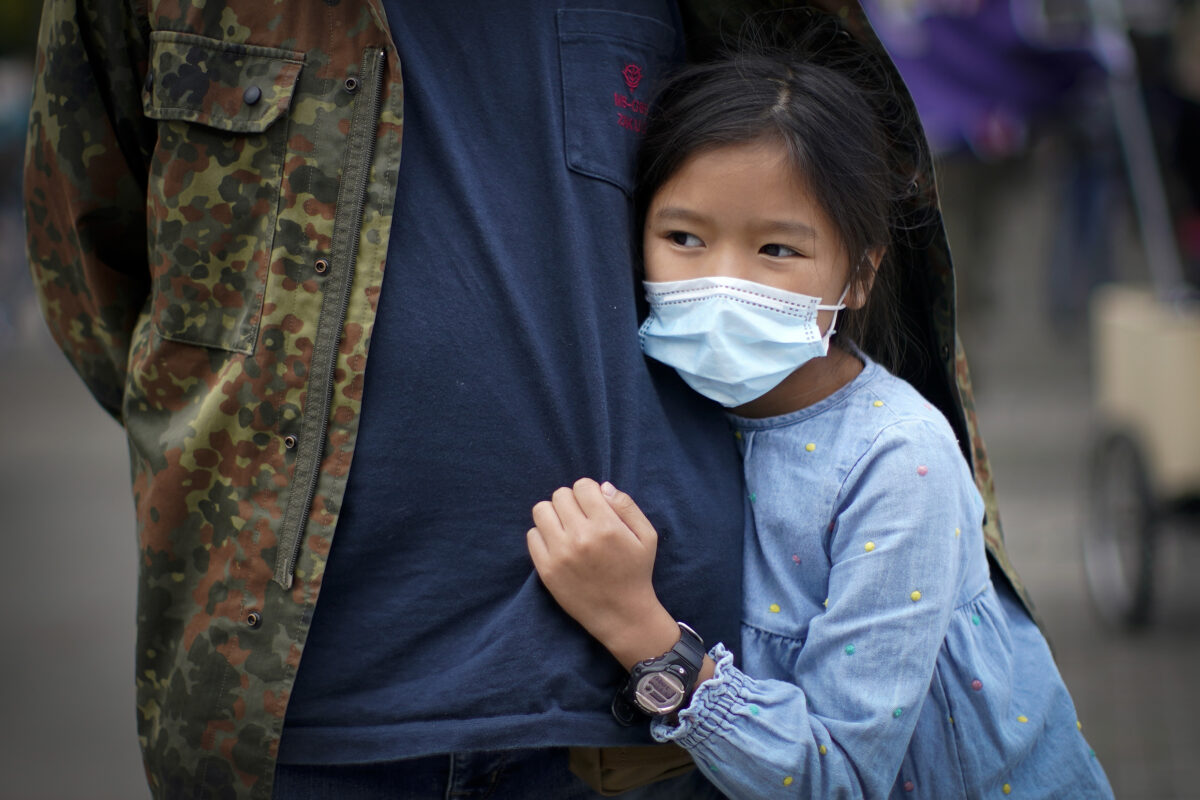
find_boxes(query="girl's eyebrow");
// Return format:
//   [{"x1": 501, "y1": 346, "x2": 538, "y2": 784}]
[
  {"x1": 651, "y1": 206, "x2": 709, "y2": 226},
  {"x1": 757, "y1": 219, "x2": 817, "y2": 240}
]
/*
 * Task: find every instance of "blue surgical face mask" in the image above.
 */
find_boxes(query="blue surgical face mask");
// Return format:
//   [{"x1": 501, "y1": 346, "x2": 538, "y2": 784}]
[{"x1": 638, "y1": 276, "x2": 850, "y2": 407}]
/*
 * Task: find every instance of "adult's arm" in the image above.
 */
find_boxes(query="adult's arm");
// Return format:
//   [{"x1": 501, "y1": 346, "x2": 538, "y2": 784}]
[{"x1": 24, "y1": 0, "x2": 154, "y2": 421}]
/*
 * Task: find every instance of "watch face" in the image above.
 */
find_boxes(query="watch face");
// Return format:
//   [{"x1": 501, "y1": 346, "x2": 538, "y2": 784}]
[{"x1": 634, "y1": 671, "x2": 686, "y2": 715}]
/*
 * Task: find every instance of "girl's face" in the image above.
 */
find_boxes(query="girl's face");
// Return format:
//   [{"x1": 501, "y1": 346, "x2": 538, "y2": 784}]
[{"x1": 642, "y1": 138, "x2": 869, "y2": 332}]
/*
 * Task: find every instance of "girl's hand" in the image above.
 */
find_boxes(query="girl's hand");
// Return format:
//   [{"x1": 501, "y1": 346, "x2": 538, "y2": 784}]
[{"x1": 527, "y1": 478, "x2": 682, "y2": 669}]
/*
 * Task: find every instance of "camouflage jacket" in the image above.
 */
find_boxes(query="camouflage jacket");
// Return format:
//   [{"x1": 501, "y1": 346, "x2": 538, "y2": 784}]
[{"x1": 24, "y1": 1, "x2": 1035, "y2": 797}]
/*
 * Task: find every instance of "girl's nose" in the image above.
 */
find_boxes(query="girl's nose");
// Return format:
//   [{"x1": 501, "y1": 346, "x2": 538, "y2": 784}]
[{"x1": 712, "y1": 246, "x2": 751, "y2": 280}]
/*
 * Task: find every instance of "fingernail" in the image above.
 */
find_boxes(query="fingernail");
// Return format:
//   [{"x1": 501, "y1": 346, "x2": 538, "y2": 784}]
[{"x1": 601, "y1": 481, "x2": 616, "y2": 497}]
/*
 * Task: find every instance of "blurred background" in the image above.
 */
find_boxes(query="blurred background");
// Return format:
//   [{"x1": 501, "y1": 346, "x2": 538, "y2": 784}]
[{"x1": 2, "y1": 0, "x2": 1199, "y2": 797}]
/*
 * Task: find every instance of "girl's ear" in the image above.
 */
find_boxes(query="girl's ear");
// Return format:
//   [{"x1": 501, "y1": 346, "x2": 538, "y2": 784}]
[{"x1": 847, "y1": 247, "x2": 885, "y2": 309}]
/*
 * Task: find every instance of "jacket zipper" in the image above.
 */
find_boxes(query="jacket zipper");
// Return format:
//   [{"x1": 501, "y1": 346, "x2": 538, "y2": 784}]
[{"x1": 274, "y1": 46, "x2": 387, "y2": 589}]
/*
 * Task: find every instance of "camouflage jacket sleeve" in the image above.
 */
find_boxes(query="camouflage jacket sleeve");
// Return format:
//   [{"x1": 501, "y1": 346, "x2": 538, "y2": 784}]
[{"x1": 25, "y1": 0, "x2": 156, "y2": 422}]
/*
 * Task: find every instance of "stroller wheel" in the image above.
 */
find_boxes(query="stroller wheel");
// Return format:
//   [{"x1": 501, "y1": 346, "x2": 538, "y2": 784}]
[{"x1": 1082, "y1": 430, "x2": 1157, "y2": 628}]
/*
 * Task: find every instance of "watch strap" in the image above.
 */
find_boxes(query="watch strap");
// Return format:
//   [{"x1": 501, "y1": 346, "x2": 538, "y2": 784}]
[
  {"x1": 612, "y1": 622, "x2": 705, "y2": 725},
  {"x1": 671, "y1": 622, "x2": 705, "y2": 668}
]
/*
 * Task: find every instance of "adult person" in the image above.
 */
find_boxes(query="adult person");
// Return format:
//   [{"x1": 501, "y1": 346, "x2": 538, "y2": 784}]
[{"x1": 24, "y1": 1, "x2": 1034, "y2": 798}]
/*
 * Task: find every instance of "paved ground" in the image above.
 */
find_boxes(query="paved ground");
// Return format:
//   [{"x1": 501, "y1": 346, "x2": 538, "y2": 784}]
[
  {"x1": 1, "y1": 150, "x2": 1197, "y2": 799},
  {"x1": 0, "y1": 345, "x2": 144, "y2": 800}
]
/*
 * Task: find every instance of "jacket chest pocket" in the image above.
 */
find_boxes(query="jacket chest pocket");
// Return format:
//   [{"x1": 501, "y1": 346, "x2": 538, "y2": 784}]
[
  {"x1": 143, "y1": 31, "x2": 304, "y2": 354},
  {"x1": 557, "y1": 8, "x2": 679, "y2": 195}
]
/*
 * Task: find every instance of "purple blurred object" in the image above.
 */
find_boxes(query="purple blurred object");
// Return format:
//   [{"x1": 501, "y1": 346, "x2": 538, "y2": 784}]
[{"x1": 865, "y1": 0, "x2": 1101, "y2": 157}]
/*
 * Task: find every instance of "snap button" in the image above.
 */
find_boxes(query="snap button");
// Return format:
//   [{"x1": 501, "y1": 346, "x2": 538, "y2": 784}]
[
  {"x1": 243, "y1": 85, "x2": 262, "y2": 105},
  {"x1": 283, "y1": 434, "x2": 297, "y2": 449},
  {"x1": 344, "y1": 76, "x2": 359, "y2": 93},
  {"x1": 245, "y1": 611, "x2": 262, "y2": 629},
  {"x1": 314, "y1": 258, "x2": 329, "y2": 274}
]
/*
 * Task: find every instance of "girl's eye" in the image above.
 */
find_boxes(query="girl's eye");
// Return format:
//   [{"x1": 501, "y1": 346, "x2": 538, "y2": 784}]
[
  {"x1": 668, "y1": 231, "x2": 704, "y2": 248},
  {"x1": 760, "y1": 243, "x2": 801, "y2": 258}
]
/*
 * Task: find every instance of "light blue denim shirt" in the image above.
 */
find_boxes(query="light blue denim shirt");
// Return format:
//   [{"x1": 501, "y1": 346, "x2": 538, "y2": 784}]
[{"x1": 652, "y1": 355, "x2": 1113, "y2": 799}]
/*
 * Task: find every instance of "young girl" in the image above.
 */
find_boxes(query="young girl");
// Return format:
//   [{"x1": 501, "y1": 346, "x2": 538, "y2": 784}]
[{"x1": 526, "y1": 28, "x2": 1115, "y2": 800}]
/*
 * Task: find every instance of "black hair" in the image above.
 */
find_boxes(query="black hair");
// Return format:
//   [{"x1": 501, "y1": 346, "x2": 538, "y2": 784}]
[{"x1": 634, "y1": 11, "x2": 928, "y2": 370}]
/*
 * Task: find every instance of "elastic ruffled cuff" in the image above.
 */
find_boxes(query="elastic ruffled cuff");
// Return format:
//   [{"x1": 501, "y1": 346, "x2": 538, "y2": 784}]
[{"x1": 650, "y1": 642, "x2": 751, "y2": 750}]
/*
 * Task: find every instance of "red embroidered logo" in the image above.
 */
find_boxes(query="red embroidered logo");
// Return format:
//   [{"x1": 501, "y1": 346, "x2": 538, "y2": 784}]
[{"x1": 623, "y1": 63, "x2": 643, "y2": 92}]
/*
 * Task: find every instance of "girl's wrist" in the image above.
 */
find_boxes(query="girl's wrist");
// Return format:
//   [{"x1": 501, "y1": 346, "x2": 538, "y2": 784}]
[{"x1": 605, "y1": 606, "x2": 685, "y2": 671}]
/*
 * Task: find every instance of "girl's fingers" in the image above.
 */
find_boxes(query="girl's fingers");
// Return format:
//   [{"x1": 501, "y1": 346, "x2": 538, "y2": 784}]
[
  {"x1": 526, "y1": 526, "x2": 550, "y2": 566},
  {"x1": 550, "y1": 484, "x2": 587, "y2": 527},
  {"x1": 534, "y1": 479, "x2": 655, "y2": 553},
  {"x1": 531, "y1": 499, "x2": 563, "y2": 541},
  {"x1": 599, "y1": 481, "x2": 658, "y2": 545},
  {"x1": 572, "y1": 477, "x2": 614, "y2": 519}
]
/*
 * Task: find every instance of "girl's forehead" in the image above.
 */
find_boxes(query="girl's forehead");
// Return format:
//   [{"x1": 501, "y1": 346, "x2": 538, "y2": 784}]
[
  {"x1": 657, "y1": 138, "x2": 811, "y2": 198},
  {"x1": 651, "y1": 140, "x2": 827, "y2": 222}
]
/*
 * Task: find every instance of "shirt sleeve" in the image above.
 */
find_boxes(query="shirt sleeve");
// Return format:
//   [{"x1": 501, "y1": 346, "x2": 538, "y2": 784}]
[
  {"x1": 24, "y1": 0, "x2": 155, "y2": 421},
  {"x1": 653, "y1": 419, "x2": 978, "y2": 799}
]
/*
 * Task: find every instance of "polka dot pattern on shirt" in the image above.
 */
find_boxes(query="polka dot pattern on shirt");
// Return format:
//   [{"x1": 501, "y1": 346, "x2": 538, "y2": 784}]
[
  {"x1": 726, "y1": 363, "x2": 1111, "y2": 800},
  {"x1": 770, "y1": 420, "x2": 986, "y2": 773}
]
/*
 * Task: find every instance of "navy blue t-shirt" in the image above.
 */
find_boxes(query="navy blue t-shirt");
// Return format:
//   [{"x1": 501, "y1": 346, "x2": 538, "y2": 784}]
[{"x1": 279, "y1": 2, "x2": 744, "y2": 763}]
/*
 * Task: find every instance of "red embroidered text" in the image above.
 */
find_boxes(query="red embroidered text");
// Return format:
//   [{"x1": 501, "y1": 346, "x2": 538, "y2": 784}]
[
  {"x1": 614, "y1": 93, "x2": 649, "y2": 116},
  {"x1": 617, "y1": 112, "x2": 645, "y2": 133}
]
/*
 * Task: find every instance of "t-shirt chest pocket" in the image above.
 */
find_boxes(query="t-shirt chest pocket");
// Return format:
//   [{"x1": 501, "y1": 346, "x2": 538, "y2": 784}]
[{"x1": 557, "y1": 8, "x2": 679, "y2": 195}]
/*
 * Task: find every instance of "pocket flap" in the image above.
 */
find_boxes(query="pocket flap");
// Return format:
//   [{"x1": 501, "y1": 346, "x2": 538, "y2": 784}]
[{"x1": 144, "y1": 31, "x2": 304, "y2": 133}]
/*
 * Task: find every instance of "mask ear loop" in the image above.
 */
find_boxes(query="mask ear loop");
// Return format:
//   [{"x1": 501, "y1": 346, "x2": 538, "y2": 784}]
[
  {"x1": 820, "y1": 249, "x2": 875, "y2": 347},
  {"x1": 817, "y1": 283, "x2": 853, "y2": 347}
]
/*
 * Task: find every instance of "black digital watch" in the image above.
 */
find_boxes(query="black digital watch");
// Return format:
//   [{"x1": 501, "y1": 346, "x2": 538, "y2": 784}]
[{"x1": 612, "y1": 622, "x2": 706, "y2": 725}]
